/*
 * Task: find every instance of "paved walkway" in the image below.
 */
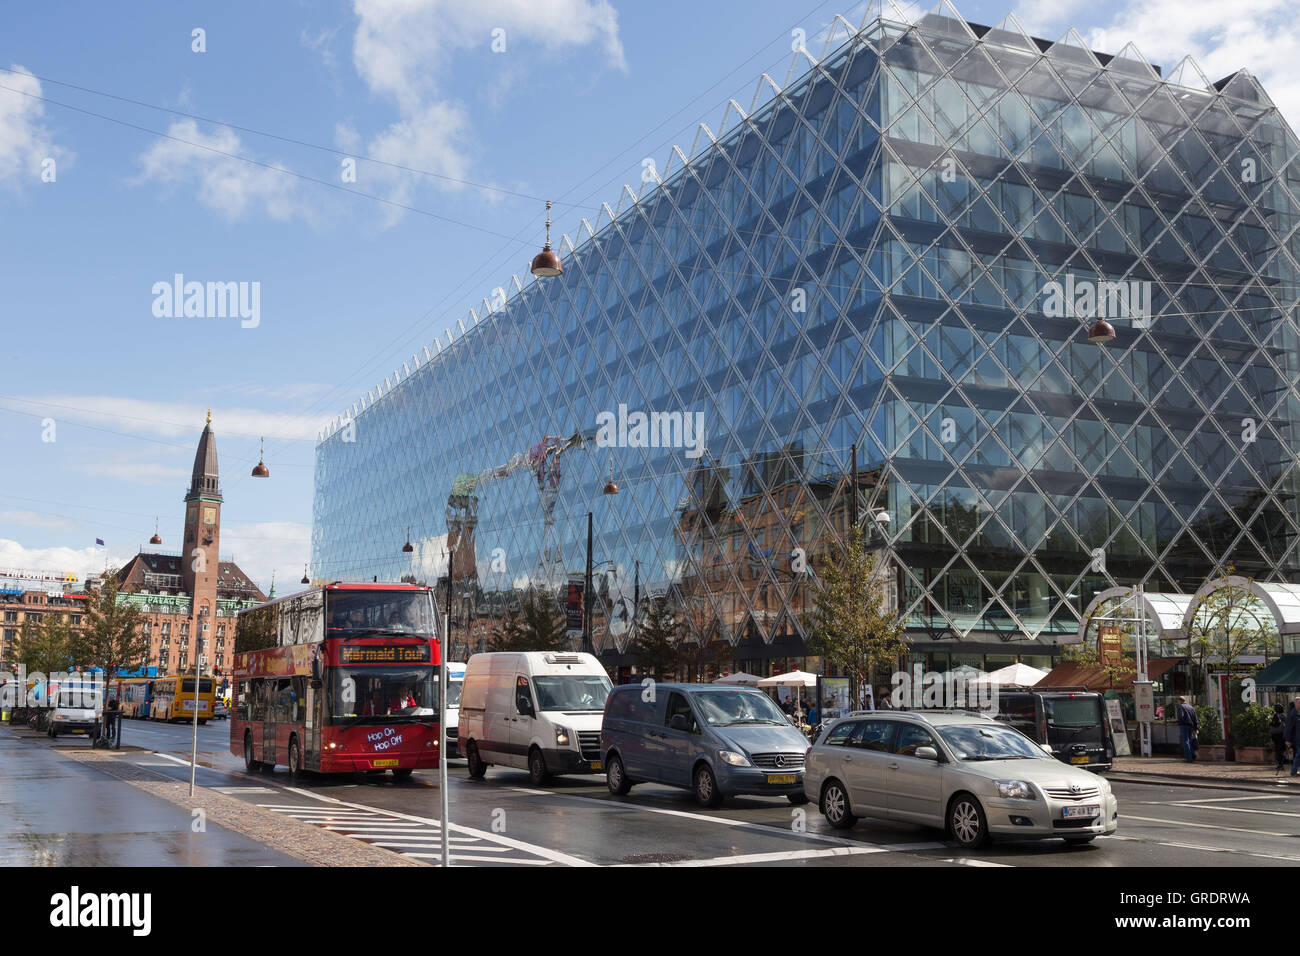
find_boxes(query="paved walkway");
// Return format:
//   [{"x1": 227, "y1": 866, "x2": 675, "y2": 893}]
[{"x1": 1110, "y1": 755, "x2": 1300, "y2": 788}]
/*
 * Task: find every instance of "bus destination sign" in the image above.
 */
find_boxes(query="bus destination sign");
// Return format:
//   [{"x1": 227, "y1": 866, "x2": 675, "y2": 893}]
[{"x1": 339, "y1": 645, "x2": 431, "y2": 664}]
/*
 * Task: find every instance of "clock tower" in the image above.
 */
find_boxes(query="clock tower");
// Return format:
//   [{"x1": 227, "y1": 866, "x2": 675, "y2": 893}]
[{"x1": 182, "y1": 410, "x2": 222, "y2": 633}]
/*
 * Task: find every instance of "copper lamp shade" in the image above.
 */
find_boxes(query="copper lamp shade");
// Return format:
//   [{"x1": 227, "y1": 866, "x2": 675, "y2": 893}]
[
  {"x1": 1087, "y1": 319, "x2": 1116, "y2": 344},
  {"x1": 149, "y1": 533, "x2": 162, "y2": 544},
  {"x1": 251, "y1": 436, "x2": 270, "y2": 477},
  {"x1": 301, "y1": 565, "x2": 310, "y2": 585},
  {"x1": 530, "y1": 200, "x2": 562, "y2": 277},
  {"x1": 402, "y1": 526, "x2": 415, "y2": 553},
  {"x1": 603, "y1": 478, "x2": 620, "y2": 495}
]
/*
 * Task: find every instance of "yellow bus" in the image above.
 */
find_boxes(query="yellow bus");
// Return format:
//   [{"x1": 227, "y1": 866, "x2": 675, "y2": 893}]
[{"x1": 148, "y1": 675, "x2": 215, "y2": 724}]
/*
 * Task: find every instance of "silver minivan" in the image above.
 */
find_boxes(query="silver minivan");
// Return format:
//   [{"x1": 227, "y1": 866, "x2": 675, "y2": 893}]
[{"x1": 601, "y1": 683, "x2": 810, "y2": 807}]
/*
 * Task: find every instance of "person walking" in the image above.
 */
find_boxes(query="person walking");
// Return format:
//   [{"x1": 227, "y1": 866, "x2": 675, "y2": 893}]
[
  {"x1": 1269, "y1": 704, "x2": 1287, "y2": 771},
  {"x1": 1175, "y1": 696, "x2": 1199, "y2": 763},
  {"x1": 1285, "y1": 697, "x2": 1300, "y2": 776}
]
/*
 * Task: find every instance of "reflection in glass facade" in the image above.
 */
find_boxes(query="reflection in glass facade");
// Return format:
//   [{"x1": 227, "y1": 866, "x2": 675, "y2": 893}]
[{"x1": 313, "y1": 7, "x2": 1300, "y2": 674}]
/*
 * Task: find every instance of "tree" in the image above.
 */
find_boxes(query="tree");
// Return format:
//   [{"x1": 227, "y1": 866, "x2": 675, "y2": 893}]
[
  {"x1": 1180, "y1": 572, "x2": 1275, "y2": 759},
  {"x1": 14, "y1": 615, "x2": 76, "y2": 675},
  {"x1": 71, "y1": 570, "x2": 149, "y2": 683},
  {"x1": 489, "y1": 591, "x2": 570, "y2": 652},
  {"x1": 629, "y1": 595, "x2": 682, "y2": 680},
  {"x1": 806, "y1": 531, "x2": 907, "y2": 697}
]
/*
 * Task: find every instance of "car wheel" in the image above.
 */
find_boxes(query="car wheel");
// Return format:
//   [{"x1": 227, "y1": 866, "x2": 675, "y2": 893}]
[
  {"x1": 694, "y1": 764, "x2": 722, "y2": 808},
  {"x1": 528, "y1": 747, "x2": 551, "y2": 786},
  {"x1": 1063, "y1": 835, "x2": 1096, "y2": 846},
  {"x1": 287, "y1": 736, "x2": 301, "y2": 778},
  {"x1": 787, "y1": 792, "x2": 809, "y2": 805},
  {"x1": 243, "y1": 733, "x2": 261, "y2": 772},
  {"x1": 606, "y1": 753, "x2": 632, "y2": 795},
  {"x1": 466, "y1": 742, "x2": 487, "y2": 779},
  {"x1": 392, "y1": 768, "x2": 414, "y2": 780},
  {"x1": 948, "y1": 793, "x2": 989, "y2": 849},
  {"x1": 821, "y1": 780, "x2": 857, "y2": 829}
]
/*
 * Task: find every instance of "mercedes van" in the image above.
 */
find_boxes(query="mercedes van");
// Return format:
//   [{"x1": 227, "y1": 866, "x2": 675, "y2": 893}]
[
  {"x1": 993, "y1": 690, "x2": 1114, "y2": 771},
  {"x1": 458, "y1": 652, "x2": 612, "y2": 785}
]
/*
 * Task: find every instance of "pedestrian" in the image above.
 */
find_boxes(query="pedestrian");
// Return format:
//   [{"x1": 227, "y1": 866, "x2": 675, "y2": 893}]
[
  {"x1": 1269, "y1": 704, "x2": 1287, "y2": 771},
  {"x1": 1285, "y1": 697, "x2": 1300, "y2": 776},
  {"x1": 1175, "y1": 695, "x2": 1199, "y2": 763}
]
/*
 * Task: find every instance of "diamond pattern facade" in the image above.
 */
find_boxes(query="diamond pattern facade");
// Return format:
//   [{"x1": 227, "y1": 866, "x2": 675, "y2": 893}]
[{"x1": 313, "y1": 5, "x2": 1300, "y2": 673}]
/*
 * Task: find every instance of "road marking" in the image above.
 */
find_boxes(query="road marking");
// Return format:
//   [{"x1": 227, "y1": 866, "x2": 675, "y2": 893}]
[
  {"x1": 1167, "y1": 795, "x2": 1298, "y2": 804},
  {"x1": 211, "y1": 786, "x2": 275, "y2": 794},
  {"x1": 1124, "y1": 814, "x2": 1295, "y2": 838},
  {"x1": 1152, "y1": 805, "x2": 1300, "y2": 819},
  {"x1": 276, "y1": 785, "x2": 592, "y2": 867},
  {"x1": 404, "y1": 853, "x2": 553, "y2": 865},
  {"x1": 939, "y1": 858, "x2": 1011, "y2": 867},
  {"x1": 633, "y1": 846, "x2": 888, "y2": 866},
  {"x1": 1157, "y1": 842, "x2": 1230, "y2": 853}
]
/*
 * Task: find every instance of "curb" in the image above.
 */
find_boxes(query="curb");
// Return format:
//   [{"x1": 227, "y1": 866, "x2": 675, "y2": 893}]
[{"x1": 1108, "y1": 770, "x2": 1298, "y2": 793}]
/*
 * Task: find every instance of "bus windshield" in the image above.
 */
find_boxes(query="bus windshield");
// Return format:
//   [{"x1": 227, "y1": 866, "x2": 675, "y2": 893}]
[
  {"x1": 180, "y1": 678, "x2": 213, "y2": 694},
  {"x1": 326, "y1": 591, "x2": 435, "y2": 636},
  {"x1": 328, "y1": 666, "x2": 439, "y2": 725}
]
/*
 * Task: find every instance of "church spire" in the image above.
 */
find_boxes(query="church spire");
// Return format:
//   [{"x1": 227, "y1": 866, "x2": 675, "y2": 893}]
[{"x1": 187, "y1": 412, "x2": 221, "y2": 500}]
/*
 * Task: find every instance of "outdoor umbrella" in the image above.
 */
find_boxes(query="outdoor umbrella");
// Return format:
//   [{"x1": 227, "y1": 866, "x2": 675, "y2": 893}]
[
  {"x1": 976, "y1": 662, "x2": 1047, "y2": 689},
  {"x1": 712, "y1": 671, "x2": 763, "y2": 686}
]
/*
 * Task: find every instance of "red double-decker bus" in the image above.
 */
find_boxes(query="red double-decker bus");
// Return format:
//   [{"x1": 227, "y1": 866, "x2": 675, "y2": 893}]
[{"x1": 230, "y1": 582, "x2": 442, "y2": 778}]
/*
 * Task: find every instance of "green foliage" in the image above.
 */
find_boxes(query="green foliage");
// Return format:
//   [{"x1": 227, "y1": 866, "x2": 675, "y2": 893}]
[
  {"x1": 1195, "y1": 705, "x2": 1222, "y2": 745},
  {"x1": 71, "y1": 570, "x2": 150, "y2": 681},
  {"x1": 806, "y1": 531, "x2": 907, "y2": 691},
  {"x1": 628, "y1": 596, "x2": 682, "y2": 680},
  {"x1": 1232, "y1": 703, "x2": 1275, "y2": 748},
  {"x1": 489, "y1": 591, "x2": 570, "y2": 652},
  {"x1": 14, "y1": 616, "x2": 76, "y2": 675}
]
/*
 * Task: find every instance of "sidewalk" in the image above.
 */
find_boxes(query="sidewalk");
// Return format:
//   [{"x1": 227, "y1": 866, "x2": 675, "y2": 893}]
[{"x1": 1109, "y1": 755, "x2": 1300, "y2": 791}]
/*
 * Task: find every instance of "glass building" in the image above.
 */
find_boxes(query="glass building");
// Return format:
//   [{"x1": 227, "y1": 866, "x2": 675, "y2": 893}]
[{"x1": 313, "y1": 5, "x2": 1300, "y2": 677}]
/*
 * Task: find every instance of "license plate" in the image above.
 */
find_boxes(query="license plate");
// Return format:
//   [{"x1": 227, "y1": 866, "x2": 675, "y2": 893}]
[
  {"x1": 590, "y1": 761, "x2": 602, "y2": 771},
  {"x1": 767, "y1": 773, "x2": 797, "y2": 785},
  {"x1": 372, "y1": 758, "x2": 399, "y2": 768},
  {"x1": 1070, "y1": 755, "x2": 1089, "y2": 764},
  {"x1": 1063, "y1": 804, "x2": 1100, "y2": 818}
]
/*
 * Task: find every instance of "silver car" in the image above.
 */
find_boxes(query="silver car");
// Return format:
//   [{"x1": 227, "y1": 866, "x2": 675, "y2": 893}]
[{"x1": 804, "y1": 710, "x2": 1118, "y2": 848}]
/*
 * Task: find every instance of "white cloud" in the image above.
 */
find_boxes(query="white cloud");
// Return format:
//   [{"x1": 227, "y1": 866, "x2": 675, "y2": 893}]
[
  {"x1": 134, "y1": 119, "x2": 315, "y2": 223},
  {"x1": 218, "y1": 520, "x2": 312, "y2": 595},
  {"x1": 348, "y1": 0, "x2": 627, "y2": 221},
  {"x1": 5, "y1": 395, "x2": 327, "y2": 443},
  {"x1": 1014, "y1": 0, "x2": 1300, "y2": 128},
  {"x1": 0, "y1": 65, "x2": 69, "y2": 189},
  {"x1": 0, "y1": 538, "x2": 130, "y2": 584}
]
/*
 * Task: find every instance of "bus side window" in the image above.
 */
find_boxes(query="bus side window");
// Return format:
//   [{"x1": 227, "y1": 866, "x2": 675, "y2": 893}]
[{"x1": 236, "y1": 681, "x2": 251, "y2": 720}]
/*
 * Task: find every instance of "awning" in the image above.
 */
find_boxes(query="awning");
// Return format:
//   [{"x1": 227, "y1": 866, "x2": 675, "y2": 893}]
[
  {"x1": 1036, "y1": 657, "x2": 1180, "y2": 692},
  {"x1": 1253, "y1": 655, "x2": 1300, "y2": 688}
]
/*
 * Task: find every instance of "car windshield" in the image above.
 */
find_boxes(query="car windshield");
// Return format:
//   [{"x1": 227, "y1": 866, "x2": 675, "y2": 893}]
[
  {"x1": 328, "y1": 666, "x2": 439, "y2": 725},
  {"x1": 532, "y1": 675, "x2": 611, "y2": 712},
  {"x1": 938, "y1": 723, "x2": 1047, "y2": 761},
  {"x1": 326, "y1": 590, "x2": 436, "y2": 636},
  {"x1": 693, "y1": 689, "x2": 787, "y2": 726}
]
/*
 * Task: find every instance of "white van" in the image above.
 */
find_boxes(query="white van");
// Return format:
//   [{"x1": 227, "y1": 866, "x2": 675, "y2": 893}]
[
  {"x1": 458, "y1": 651, "x2": 612, "y2": 785},
  {"x1": 444, "y1": 662, "x2": 466, "y2": 758},
  {"x1": 48, "y1": 677, "x2": 102, "y2": 738}
]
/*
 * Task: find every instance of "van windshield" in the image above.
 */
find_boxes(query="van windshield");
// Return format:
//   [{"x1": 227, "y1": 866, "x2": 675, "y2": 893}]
[
  {"x1": 532, "y1": 675, "x2": 610, "y2": 712},
  {"x1": 1045, "y1": 697, "x2": 1103, "y2": 744},
  {"x1": 692, "y1": 690, "x2": 787, "y2": 726}
]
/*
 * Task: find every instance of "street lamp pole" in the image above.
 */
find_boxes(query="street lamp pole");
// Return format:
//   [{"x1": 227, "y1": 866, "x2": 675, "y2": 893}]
[
  {"x1": 584, "y1": 511, "x2": 594, "y2": 655},
  {"x1": 850, "y1": 442, "x2": 859, "y2": 532}
]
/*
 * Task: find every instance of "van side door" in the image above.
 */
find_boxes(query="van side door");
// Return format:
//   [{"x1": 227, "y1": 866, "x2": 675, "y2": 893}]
[
  {"x1": 658, "y1": 692, "x2": 702, "y2": 787},
  {"x1": 507, "y1": 674, "x2": 537, "y2": 768}
]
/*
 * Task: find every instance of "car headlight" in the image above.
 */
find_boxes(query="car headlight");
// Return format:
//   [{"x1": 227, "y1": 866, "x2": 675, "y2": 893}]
[
  {"x1": 718, "y1": 750, "x2": 750, "y2": 767},
  {"x1": 995, "y1": 780, "x2": 1037, "y2": 800},
  {"x1": 555, "y1": 726, "x2": 571, "y2": 746}
]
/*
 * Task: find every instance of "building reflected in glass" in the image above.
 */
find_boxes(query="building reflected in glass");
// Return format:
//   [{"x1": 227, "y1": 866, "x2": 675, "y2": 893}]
[{"x1": 313, "y1": 6, "x2": 1300, "y2": 678}]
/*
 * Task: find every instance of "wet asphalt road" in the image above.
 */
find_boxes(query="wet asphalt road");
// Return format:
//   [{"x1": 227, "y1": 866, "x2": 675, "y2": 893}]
[
  {"x1": 0, "y1": 726, "x2": 303, "y2": 866},
  {"x1": 43, "y1": 717, "x2": 1300, "y2": 867}
]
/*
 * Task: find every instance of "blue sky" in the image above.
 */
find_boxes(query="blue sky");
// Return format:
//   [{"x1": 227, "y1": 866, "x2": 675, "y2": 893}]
[{"x1": 1, "y1": 0, "x2": 1296, "y2": 592}]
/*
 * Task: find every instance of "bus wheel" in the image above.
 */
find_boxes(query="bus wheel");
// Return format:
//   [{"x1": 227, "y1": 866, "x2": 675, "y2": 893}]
[
  {"x1": 392, "y1": 768, "x2": 414, "y2": 780},
  {"x1": 466, "y1": 742, "x2": 487, "y2": 779},
  {"x1": 198, "y1": 719, "x2": 207, "y2": 726},
  {"x1": 288, "y1": 737, "x2": 302, "y2": 778},
  {"x1": 243, "y1": 733, "x2": 261, "y2": 772}
]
